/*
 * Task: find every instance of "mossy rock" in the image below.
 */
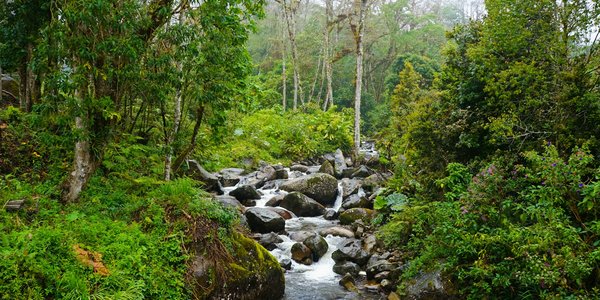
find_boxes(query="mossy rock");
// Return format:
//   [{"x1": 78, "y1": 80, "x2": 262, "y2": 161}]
[
  {"x1": 280, "y1": 173, "x2": 338, "y2": 205},
  {"x1": 189, "y1": 231, "x2": 285, "y2": 299},
  {"x1": 339, "y1": 208, "x2": 375, "y2": 225}
]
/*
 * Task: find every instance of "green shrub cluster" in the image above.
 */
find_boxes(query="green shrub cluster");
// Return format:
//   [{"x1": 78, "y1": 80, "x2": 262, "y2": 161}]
[
  {"x1": 0, "y1": 139, "x2": 238, "y2": 299},
  {"x1": 378, "y1": 144, "x2": 600, "y2": 298},
  {"x1": 201, "y1": 104, "x2": 354, "y2": 171}
]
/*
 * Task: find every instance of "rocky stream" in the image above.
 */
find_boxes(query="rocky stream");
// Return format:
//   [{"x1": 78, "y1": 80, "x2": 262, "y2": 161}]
[{"x1": 187, "y1": 143, "x2": 406, "y2": 300}]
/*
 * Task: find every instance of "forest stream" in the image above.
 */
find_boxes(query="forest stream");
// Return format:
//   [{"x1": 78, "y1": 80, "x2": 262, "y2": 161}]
[{"x1": 218, "y1": 142, "x2": 386, "y2": 300}]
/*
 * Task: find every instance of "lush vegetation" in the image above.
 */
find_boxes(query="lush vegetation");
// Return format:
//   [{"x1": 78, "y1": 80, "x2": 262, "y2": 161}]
[
  {"x1": 2, "y1": 0, "x2": 600, "y2": 299},
  {"x1": 374, "y1": 0, "x2": 600, "y2": 299}
]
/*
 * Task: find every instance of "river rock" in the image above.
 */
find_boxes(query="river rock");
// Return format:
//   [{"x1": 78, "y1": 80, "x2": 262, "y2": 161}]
[
  {"x1": 318, "y1": 160, "x2": 335, "y2": 176},
  {"x1": 280, "y1": 258, "x2": 292, "y2": 270},
  {"x1": 333, "y1": 149, "x2": 347, "y2": 178},
  {"x1": 366, "y1": 260, "x2": 396, "y2": 280},
  {"x1": 404, "y1": 269, "x2": 457, "y2": 300},
  {"x1": 339, "y1": 208, "x2": 375, "y2": 225},
  {"x1": 341, "y1": 167, "x2": 357, "y2": 178},
  {"x1": 280, "y1": 173, "x2": 338, "y2": 205},
  {"x1": 339, "y1": 273, "x2": 357, "y2": 292},
  {"x1": 230, "y1": 185, "x2": 261, "y2": 203},
  {"x1": 351, "y1": 165, "x2": 372, "y2": 178},
  {"x1": 289, "y1": 231, "x2": 315, "y2": 242},
  {"x1": 257, "y1": 232, "x2": 284, "y2": 250},
  {"x1": 245, "y1": 207, "x2": 285, "y2": 233},
  {"x1": 362, "y1": 173, "x2": 385, "y2": 193},
  {"x1": 189, "y1": 232, "x2": 284, "y2": 300},
  {"x1": 291, "y1": 243, "x2": 312, "y2": 265},
  {"x1": 323, "y1": 209, "x2": 338, "y2": 220},
  {"x1": 303, "y1": 234, "x2": 328, "y2": 260},
  {"x1": 332, "y1": 240, "x2": 371, "y2": 266},
  {"x1": 333, "y1": 261, "x2": 360, "y2": 276},
  {"x1": 319, "y1": 227, "x2": 354, "y2": 238},
  {"x1": 280, "y1": 192, "x2": 326, "y2": 217},
  {"x1": 380, "y1": 279, "x2": 393, "y2": 292},
  {"x1": 219, "y1": 168, "x2": 245, "y2": 187},
  {"x1": 264, "y1": 207, "x2": 296, "y2": 220},
  {"x1": 290, "y1": 164, "x2": 309, "y2": 172},
  {"x1": 265, "y1": 194, "x2": 285, "y2": 207},
  {"x1": 342, "y1": 194, "x2": 370, "y2": 210},
  {"x1": 184, "y1": 160, "x2": 224, "y2": 194},
  {"x1": 275, "y1": 168, "x2": 288, "y2": 180},
  {"x1": 340, "y1": 178, "x2": 361, "y2": 199},
  {"x1": 214, "y1": 195, "x2": 244, "y2": 211}
]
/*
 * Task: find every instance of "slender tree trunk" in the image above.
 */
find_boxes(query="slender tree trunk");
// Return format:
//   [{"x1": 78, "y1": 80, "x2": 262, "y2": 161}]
[
  {"x1": 281, "y1": 10, "x2": 287, "y2": 111},
  {"x1": 172, "y1": 105, "x2": 205, "y2": 174},
  {"x1": 0, "y1": 65, "x2": 3, "y2": 102},
  {"x1": 352, "y1": 0, "x2": 368, "y2": 156},
  {"x1": 281, "y1": 0, "x2": 301, "y2": 110},
  {"x1": 323, "y1": 0, "x2": 334, "y2": 110},
  {"x1": 308, "y1": 48, "x2": 322, "y2": 103},
  {"x1": 164, "y1": 88, "x2": 182, "y2": 181},
  {"x1": 25, "y1": 44, "x2": 35, "y2": 112},
  {"x1": 18, "y1": 67, "x2": 26, "y2": 110}
]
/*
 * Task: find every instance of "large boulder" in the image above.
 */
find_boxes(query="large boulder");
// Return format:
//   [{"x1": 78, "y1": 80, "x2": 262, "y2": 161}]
[
  {"x1": 340, "y1": 178, "x2": 361, "y2": 199},
  {"x1": 280, "y1": 192, "x2": 326, "y2": 217},
  {"x1": 256, "y1": 232, "x2": 284, "y2": 251},
  {"x1": 333, "y1": 261, "x2": 360, "y2": 276},
  {"x1": 366, "y1": 260, "x2": 397, "y2": 280},
  {"x1": 264, "y1": 207, "x2": 296, "y2": 220},
  {"x1": 332, "y1": 240, "x2": 371, "y2": 266},
  {"x1": 341, "y1": 194, "x2": 371, "y2": 210},
  {"x1": 318, "y1": 160, "x2": 335, "y2": 176},
  {"x1": 265, "y1": 194, "x2": 285, "y2": 207},
  {"x1": 290, "y1": 164, "x2": 309, "y2": 172},
  {"x1": 333, "y1": 149, "x2": 347, "y2": 178},
  {"x1": 289, "y1": 231, "x2": 315, "y2": 242},
  {"x1": 230, "y1": 185, "x2": 261, "y2": 203},
  {"x1": 219, "y1": 168, "x2": 245, "y2": 187},
  {"x1": 1, "y1": 75, "x2": 19, "y2": 104},
  {"x1": 319, "y1": 227, "x2": 355, "y2": 238},
  {"x1": 303, "y1": 234, "x2": 328, "y2": 260},
  {"x1": 339, "y1": 208, "x2": 375, "y2": 225},
  {"x1": 190, "y1": 231, "x2": 284, "y2": 300},
  {"x1": 184, "y1": 160, "x2": 224, "y2": 194},
  {"x1": 244, "y1": 207, "x2": 285, "y2": 233},
  {"x1": 214, "y1": 195, "x2": 244, "y2": 211},
  {"x1": 280, "y1": 173, "x2": 338, "y2": 205},
  {"x1": 404, "y1": 269, "x2": 458, "y2": 300},
  {"x1": 291, "y1": 243, "x2": 312, "y2": 265},
  {"x1": 351, "y1": 165, "x2": 372, "y2": 178},
  {"x1": 362, "y1": 173, "x2": 385, "y2": 193}
]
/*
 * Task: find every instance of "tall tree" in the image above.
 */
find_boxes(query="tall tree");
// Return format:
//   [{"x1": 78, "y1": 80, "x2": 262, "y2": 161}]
[
  {"x1": 278, "y1": 0, "x2": 302, "y2": 109},
  {"x1": 350, "y1": 0, "x2": 369, "y2": 154}
]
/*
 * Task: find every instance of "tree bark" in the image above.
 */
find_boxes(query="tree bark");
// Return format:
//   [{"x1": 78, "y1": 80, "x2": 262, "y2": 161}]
[
  {"x1": 281, "y1": 0, "x2": 301, "y2": 110},
  {"x1": 26, "y1": 44, "x2": 35, "y2": 112},
  {"x1": 172, "y1": 105, "x2": 205, "y2": 174},
  {"x1": 323, "y1": 0, "x2": 334, "y2": 110},
  {"x1": 351, "y1": 0, "x2": 368, "y2": 156},
  {"x1": 164, "y1": 88, "x2": 182, "y2": 181},
  {"x1": 281, "y1": 10, "x2": 287, "y2": 111},
  {"x1": 0, "y1": 65, "x2": 3, "y2": 102}
]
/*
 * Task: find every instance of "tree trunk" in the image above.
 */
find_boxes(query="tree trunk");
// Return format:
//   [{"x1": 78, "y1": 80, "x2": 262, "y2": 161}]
[
  {"x1": 18, "y1": 66, "x2": 27, "y2": 110},
  {"x1": 25, "y1": 44, "x2": 35, "y2": 112},
  {"x1": 281, "y1": 10, "x2": 287, "y2": 111},
  {"x1": 164, "y1": 88, "x2": 182, "y2": 181},
  {"x1": 0, "y1": 65, "x2": 3, "y2": 102},
  {"x1": 172, "y1": 105, "x2": 205, "y2": 174},
  {"x1": 352, "y1": 0, "x2": 368, "y2": 156},
  {"x1": 281, "y1": 0, "x2": 301, "y2": 110},
  {"x1": 323, "y1": 0, "x2": 334, "y2": 111}
]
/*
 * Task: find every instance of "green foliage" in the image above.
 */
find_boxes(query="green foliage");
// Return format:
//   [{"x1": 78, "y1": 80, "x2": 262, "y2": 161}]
[
  {"x1": 0, "y1": 135, "x2": 239, "y2": 299},
  {"x1": 380, "y1": 145, "x2": 600, "y2": 298},
  {"x1": 201, "y1": 105, "x2": 354, "y2": 171}
]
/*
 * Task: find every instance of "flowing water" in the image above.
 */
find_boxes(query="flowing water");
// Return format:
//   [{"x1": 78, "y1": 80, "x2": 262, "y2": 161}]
[{"x1": 225, "y1": 142, "x2": 384, "y2": 299}]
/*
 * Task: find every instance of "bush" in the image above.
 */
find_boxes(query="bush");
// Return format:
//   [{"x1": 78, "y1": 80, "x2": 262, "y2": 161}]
[
  {"x1": 200, "y1": 105, "x2": 354, "y2": 171},
  {"x1": 379, "y1": 144, "x2": 600, "y2": 299}
]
